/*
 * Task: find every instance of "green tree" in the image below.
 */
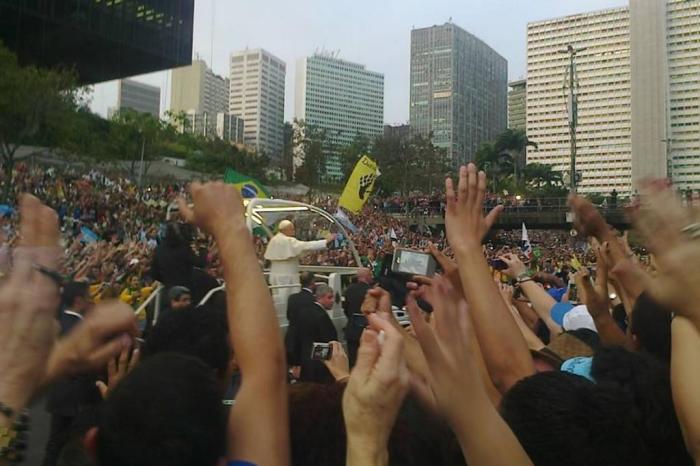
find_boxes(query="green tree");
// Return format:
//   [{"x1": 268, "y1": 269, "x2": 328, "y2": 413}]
[
  {"x1": 494, "y1": 128, "x2": 538, "y2": 185},
  {"x1": 339, "y1": 133, "x2": 371, "y2": 183},
  {"x1": 293, "y1": 119, "x2": 327, "y2": 186},
  {"x1": 522, "y1": 163, "x2": 566, "y2": 197},
  {"x1": 0, "y1": 43, "x2": 83, "y2": 199},
  {"x1": 106, "y1": 109, "x2": 164, "y2": 183}
]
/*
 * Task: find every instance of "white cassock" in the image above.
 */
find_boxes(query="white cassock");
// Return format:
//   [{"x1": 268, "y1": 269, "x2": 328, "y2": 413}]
[{"x1": 264, "y1": 233, "x2": 327, "y2": 306}]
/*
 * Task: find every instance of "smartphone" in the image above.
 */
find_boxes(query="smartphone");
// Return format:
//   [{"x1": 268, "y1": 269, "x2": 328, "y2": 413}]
[
  {"x1": 310, "y1": 342, "x2": 333, "y2": 361},
  {"x1": 391, "y1": 248, "x2": 437, "y2": 276},
  {"x1": 568, "y1": 283, "x2": 578, "y2": 302},
  {"x1": 489, "y1": 259, "x2": 509, "y2": 271}
]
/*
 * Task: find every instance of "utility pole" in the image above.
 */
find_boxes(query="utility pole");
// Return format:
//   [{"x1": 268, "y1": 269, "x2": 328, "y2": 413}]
[{"x1": 560, "y1": 45, "x2": 586, "y2": 194}]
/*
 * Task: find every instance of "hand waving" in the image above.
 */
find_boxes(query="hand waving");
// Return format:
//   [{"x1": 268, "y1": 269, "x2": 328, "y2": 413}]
[
  {"x1": 0, "y1": 195, "x2": 61, "y2": 413},
  {"x1": 444, "y1": 164, "x2": 503, "y2": 252},
  {"x1": 177, "y1": 182, "x2": 246, "y2": 238}
]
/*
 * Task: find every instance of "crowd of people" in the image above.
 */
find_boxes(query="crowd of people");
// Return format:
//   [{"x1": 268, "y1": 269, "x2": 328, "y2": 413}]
[{"x1": 1, "y1": 162, "x2": 700, "y2": 466}]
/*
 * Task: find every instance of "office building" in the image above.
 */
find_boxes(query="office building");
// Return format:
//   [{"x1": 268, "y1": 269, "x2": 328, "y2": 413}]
[
  {"x1": 384, "y1": 124, "x2": 411, "y2": 143},
  {"x1": 527, "y1": 0, "x2": 700, "y2": 194},
  {"x1": 665, "y1": 0, "x2": 700, "y2": 190},
  {"x1": 230, "y1": 48, "x2": 286, "y2": 162},
  {"x1": 409, "y1": 22, "x2": 508, "y2": 166},
  {"x1": 171, "y1": 59, "x2": 230, "y2": 116},
  {"x1": 1, "y1": 0, "x2": 195, "y2": 84},
  {"x1": 171, "y1": 59, "x2": 230, "y2": 138},
  {"x1": 508, "y1": 79, "x2": 527, "y2": 131},
  {"x1": 117, "y1": 79, "x2": 161, "y2": 117},
  {"x1": 295, "y1": 53, "x2": 384, "y2": 182},
  {"x1": 216, "y1": 113, "x2": 245, "y2": 143}
]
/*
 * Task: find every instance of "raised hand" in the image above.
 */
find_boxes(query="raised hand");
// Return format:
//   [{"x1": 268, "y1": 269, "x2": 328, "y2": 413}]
[
  {"x1": 444, "y1": 164, "x2": 503, "y2": 252},
  {"x1": 405, "y1": 276, "x2": 473, "y2": 423},
  {"x1": 322, "y1": 341, "x2": 350, "y2": 382},
  {"x1": 0, "y1": 195, "x2": 61, "y2": 415},
  {"x1": 634, "y1": 185, "x2": 700, "y2": 323},
  {"x1": 500, "y1": 253, "x2": 528, "y2": 280},
  {"x1": 343, "y1": 315, "x2": 409, "y2": 466},
  {"x1": 46, "y1": 301, "x2": 138, "y2": 385},
  {"x1": 568, "y1": 195, "x2": 610, "y2": 239},
  {"x1": 96, "y1": 345, "x2": 141, "y2": 399},
  {"x1": 406, "y1": 275, "x2": 533, "y2": 465},
  {"x1": 177, "y1": 182, "x2": 246, "y2": 238}
]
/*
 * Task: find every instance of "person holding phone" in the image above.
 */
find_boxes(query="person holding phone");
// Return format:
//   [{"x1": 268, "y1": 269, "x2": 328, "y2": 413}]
[{"x1": 294, "y1": 284, "x2": 338, "y2": 384}]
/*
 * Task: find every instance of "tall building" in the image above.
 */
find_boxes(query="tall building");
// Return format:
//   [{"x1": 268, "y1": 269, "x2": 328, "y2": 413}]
[
  {"x1": 295, "y1": 53, "x2": 384, "y2": 182},
  {"x1": 665, "y1": 0, "x2": 700, "y2": 190},
  {"x1": 216, "y1": 113, "x2": 245, "y2": 144},
  {"x1": 117, "y1": 79, "x2": 161, "y2": 117},
  {"x1": 409, "y1": 22, "x2": 508, "y2": 166},
  {"x1": 171, "y1": 59, "x2": 230, "y2": 116},
  {"x1": 527, "y1": 0, "x2": 700, "y2": 194},
  {"x1": 171, "y1": 59, "x2": 231, "y2": 138},
  {"x1": 508, "y1": 79, "x2": 527, "y2": 131},
  {"x1": 384, "y1": 124, "x2": 411, "y2": 143},
  {"x1": 2, "y1": 0, "x2": 195, "y2": 84},
  {"x1": 230, "y1": 48, "x2": 286, "y2": 163}
]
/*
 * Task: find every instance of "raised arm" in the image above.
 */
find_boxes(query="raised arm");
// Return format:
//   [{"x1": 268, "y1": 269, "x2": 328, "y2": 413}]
[
  {"x1": 406, "y1": 276, "x2": 533, "y2": 466},
  {"x1": 500, "y1": 253, "x2": 562, "y2": 336},
  {"x1": 178, "y1": 183, "x2": 289, "y2": 466},
  {"x1": 445, "y1": 164, "x2": 535, "y2": 393}
]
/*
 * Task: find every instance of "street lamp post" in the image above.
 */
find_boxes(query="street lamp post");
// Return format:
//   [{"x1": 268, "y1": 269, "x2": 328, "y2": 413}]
[
  {"x1": 138, "y1": 131, "x2": 146, "y2": 189},
  {"x1": 560, "y1": 44, "x2": 586, "y2": 194}
]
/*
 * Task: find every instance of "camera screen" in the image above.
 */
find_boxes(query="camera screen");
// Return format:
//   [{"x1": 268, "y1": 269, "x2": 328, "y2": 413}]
[{"x1": 397, "y1": 251, "x2": 430, "y2": 275}]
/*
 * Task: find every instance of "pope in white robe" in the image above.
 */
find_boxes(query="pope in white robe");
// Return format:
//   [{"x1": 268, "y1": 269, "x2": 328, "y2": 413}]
[{"x1": 264, "y1": 220, "x2": 334, "y2": 305}]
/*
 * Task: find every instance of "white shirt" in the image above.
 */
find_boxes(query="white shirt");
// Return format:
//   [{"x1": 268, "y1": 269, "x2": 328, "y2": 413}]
[{"x1": 264, "y1": 233, "x2": 327, "y2": 277}]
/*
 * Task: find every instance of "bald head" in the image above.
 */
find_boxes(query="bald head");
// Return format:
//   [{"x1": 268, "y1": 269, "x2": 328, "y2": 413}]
[
  {"x1": 357, "y1": 268, "x2": 373, "y2": 285},
  {"x1": 278, "y1": 220, "x2": 295, "y2": 236}
]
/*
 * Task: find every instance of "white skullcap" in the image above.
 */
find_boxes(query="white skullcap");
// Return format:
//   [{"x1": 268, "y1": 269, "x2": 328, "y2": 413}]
[{"x1": 279, "y1": 220, "x2": 294, "y2": 230}]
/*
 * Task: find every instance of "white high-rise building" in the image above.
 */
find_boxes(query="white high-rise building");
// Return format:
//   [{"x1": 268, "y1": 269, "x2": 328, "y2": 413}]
[
  {"x1": 295, "y1": 53, "x2": 384, "y2": 182},
  {"x1": 526, "y1": 0, "x2": 700, "y2": 194},
  {"x1": 230, "y1": 48, "x2": 286, "y2": 162},
  {"x1": 527, "y1": 8, "x2": 632, "y2": 194},
  {"x1": 666, "y1": 0, "x2": 700, "y2": 190},
  {"x1": 171, "y1": 59, "x2": 229, "y2": 116}
]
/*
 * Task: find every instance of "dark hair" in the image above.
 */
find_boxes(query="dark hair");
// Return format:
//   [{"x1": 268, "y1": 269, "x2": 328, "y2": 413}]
[
  {"x1": 500, "y1": 371, "x2": 649, "y2": 466},
  {"x1": 288, "y1": 384, "x2": 465, "y2": 466},
  {"x1": 592, "y1": 347, "x2": 692, "y2": 466},
  {"x1": 630, "y1": 292, "x2": 672, "y2": 364},
  {"x1": 97, "y1": 353, "x2": 226, "y2": 466},
  {"x1": 300, "y1": 271, "x2": 315, "y2": 288},
  {"x1": 142, "y1": 307, "x2": 231, "y2": 380},
  {"x1": 62, "y1": 281, "x2": 90, "y2": 309}
]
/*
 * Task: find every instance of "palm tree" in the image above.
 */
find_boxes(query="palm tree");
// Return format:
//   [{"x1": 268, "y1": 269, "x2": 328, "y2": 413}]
[{"x1": 494, "y1": 129, "x2": 538, "y2": 186}]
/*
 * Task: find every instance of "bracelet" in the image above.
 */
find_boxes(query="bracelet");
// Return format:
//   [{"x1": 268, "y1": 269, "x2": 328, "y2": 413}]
[
  {"x1": 0, "y1": 410, "x2": 28, "y2": 464},
  {"x1": 517, "y1": 278, "x2": 533, "y2": 285},
  {"x1": 336, "y1": 375, "x2": 350, "y2": 383}
]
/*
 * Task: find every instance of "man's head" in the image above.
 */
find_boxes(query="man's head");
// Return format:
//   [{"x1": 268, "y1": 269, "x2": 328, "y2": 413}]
[
  {"x1": 279, "y1": 220, "x2": 295, "y2": 237},
  {"x1": 315, "y1": 284, "x2": 335, "y2": 310},
  {"x1": 300, "y1": 271, "x2": 316, "y2": 290},
  {"x1": 628, "y1": 292, "x2": 671, "y2": 363},
  {"x1": 357, "y1": 268, "x2": 373, "y2": 285},
  {"x1": 89, "y1": 353, "x2": 226, "y2": 466},
  {"x1": 168, "y1": 286, "x2": 192, "y2": 311},
  {"x1": 143, "y1": 307, "x2": 233, "y2": 388},
  {"x1": 62, "y1": 281, "x2": 91, "y2": 314},
  {"x1": 500, "y1": 371, "x2": 648, "y2": 466}
]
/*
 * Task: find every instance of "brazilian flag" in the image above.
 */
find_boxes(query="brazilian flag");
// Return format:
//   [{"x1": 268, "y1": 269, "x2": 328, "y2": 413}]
[{"x1": 224, "y1": 169, "x2": 270, "y2": 199}]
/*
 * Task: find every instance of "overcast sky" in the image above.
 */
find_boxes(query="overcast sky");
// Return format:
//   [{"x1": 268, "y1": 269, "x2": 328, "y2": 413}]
[{"x1": 91, "y1": 0, "x2": 628, "y2": 123}]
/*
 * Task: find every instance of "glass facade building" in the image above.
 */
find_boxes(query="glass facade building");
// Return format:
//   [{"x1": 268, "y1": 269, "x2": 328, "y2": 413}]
[
  {"x1": 295, "y1": 53, "x2": 384, "y2": 182},
  {"x1": 410, "y1": 22, "x2": 508, "y2": 167},
  {"x1": 0, "y1": 0, "x2": 195, "y2": 84}
]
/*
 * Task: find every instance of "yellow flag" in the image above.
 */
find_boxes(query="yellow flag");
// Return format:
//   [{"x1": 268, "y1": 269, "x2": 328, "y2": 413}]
[
  {"x1": 570, "y1": 254, "x2": 582, "y2": 271},
  {"x1": 339, "y1": 155, "x2": 379, "y2": 213}
]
